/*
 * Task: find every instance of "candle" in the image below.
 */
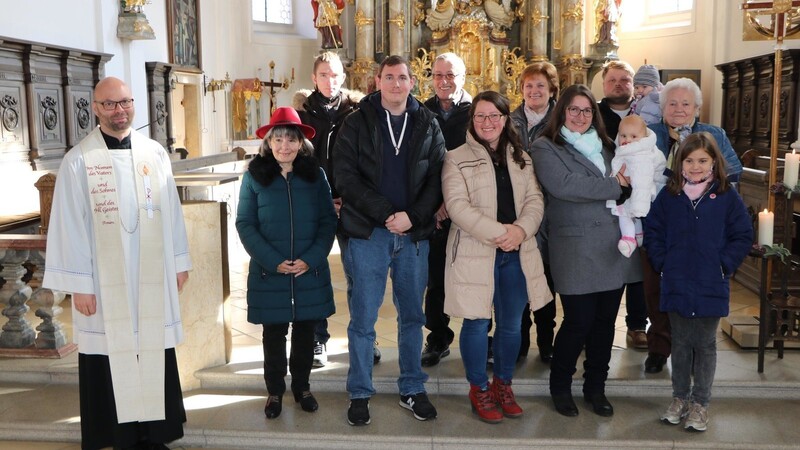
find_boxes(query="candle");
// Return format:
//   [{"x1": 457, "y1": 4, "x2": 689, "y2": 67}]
[
  {"x1": 784, "y1": 149, "x2": 800, "y2": 189},
  {"x1": 758, "y1": 209, "x2": 774, "y2": 247}
]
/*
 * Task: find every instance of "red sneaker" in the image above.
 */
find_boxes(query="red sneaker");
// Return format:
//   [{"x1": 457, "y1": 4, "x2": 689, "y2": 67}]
[
  {"x1": 491, "y1": 376, "x2": 523, "y2": 418},
  {"x1": 469, "y1": 384, "x2": 503, "y2": 424}
]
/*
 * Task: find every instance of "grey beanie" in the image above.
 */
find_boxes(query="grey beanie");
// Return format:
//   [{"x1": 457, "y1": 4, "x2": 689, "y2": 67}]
[{"x1": 633, "y1": 64, "x2": 660, "y2": 88}]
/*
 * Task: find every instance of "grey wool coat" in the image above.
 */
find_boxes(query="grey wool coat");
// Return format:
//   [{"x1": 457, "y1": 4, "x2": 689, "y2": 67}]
[{"x1": 530, "y1": 136, "x2": 643, "y2": 296}]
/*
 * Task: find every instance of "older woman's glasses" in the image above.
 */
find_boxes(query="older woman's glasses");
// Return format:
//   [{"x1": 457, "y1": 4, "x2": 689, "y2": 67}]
[
  {"x1": 473, "y1": 113, "x2": 504, "y2": 123},
  {"x1": 566, "y1": 106, "x2": 593, "y2": 118},
  {"x1": 95, "y1": 99, "x2": 134, "y2": 111}
]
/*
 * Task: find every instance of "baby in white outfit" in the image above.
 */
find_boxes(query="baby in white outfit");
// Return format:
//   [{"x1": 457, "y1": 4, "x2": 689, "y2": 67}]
[{"x1": 608, "y1": 115, "x2": 668, "y2": 257}]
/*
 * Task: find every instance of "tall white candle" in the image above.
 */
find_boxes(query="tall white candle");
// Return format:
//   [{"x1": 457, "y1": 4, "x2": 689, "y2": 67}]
[
  {"x1": 784, "y1": 150, "x2": 800, "y2": 189},
  {"x1": 758, "y1": 209, "x2": 774, "y2": 247}
]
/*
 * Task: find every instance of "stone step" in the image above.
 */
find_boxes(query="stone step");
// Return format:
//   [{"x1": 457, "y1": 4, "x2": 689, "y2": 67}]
[
  {"x1": 1, "y1": 384, "x2": 800, "y2": 449},
  {"x1": 195, "y1": 347, "x2": 800, "y2": 400}
]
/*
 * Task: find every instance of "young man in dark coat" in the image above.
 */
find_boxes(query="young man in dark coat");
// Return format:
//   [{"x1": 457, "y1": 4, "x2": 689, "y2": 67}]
[
  {"x1": 293, "y1": 51, "x2": 375, "y2": 368},
  {"x1": 333, "y1": 55, "x2": 446, "y2": 426}
]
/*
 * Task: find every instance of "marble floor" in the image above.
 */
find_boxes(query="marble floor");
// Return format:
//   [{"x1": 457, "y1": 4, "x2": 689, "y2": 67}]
[{"x1": 2, "y1": 242, "x2": 800, "y2": 449}]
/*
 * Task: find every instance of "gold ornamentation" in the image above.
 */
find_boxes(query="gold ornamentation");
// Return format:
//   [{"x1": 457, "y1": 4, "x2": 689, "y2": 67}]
[
  {"x1": 352, "y1": 58, "x2": 374, "y2": 76},
  {"x1": 502, "y1": 47, "x2": 527, "y2": 108},
  {"x1": 515, "y1": 0, "x2": 526, "y2": 21},
  {"x1": 530, "y1": 7, "x2": 549, "y2": 27},
  {"x1": 562, "y1": 1, "x2": 584, "y2": 23},
  {"x1": 354, "y1": 8, "x2": 374, "y2": 28},
  {"x1": 411, "y1": 48, "x2": 435, "y2": 101},
  {"x1": 413, "y1": 1, "x2": 426, "y2": 26},
  {"x1": 388, "y1": 13, "x2": 406, "y2": 30}
]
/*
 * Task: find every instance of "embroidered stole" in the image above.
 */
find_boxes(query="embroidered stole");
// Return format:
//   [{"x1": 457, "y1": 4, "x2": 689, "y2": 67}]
[{"x1": 82, "y1": 129, "x2": 166, "y2": 423}]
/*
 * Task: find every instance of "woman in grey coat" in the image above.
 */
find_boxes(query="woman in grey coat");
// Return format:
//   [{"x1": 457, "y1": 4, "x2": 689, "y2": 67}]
[{"x1": 531, "y1": 84, "x2": 641, "y2": 419}]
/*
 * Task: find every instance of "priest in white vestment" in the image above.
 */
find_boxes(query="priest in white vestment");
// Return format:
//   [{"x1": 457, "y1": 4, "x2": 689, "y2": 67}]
[{"x1": 43, "y1": 77, "x2": 191, "y2": 450}]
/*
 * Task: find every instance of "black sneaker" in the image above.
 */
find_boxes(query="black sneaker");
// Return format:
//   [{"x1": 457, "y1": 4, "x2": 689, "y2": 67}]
[
  {"x1": 399, "y1": 392, "x2": 437, "y2": 421},
  {"x1": 373, "y1": 341, "x2": 381, "y2": 364},
  {"x1": 347, "y1": 398, "x2": 370, "y2": 426},
  {"x1": 421, "y1": 343, "x2": 451, "y2": 367}
]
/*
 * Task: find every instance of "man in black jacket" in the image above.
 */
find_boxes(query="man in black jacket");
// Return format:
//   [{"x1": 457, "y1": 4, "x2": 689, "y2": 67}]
[
  {"x1": 420, "y1": 52, "x2": 471, "y2": 367},
  {"x1": 333, "y1": 55, "x2": 446, "y2": 426},
  {"x1": 293, "y1": 51, "x2": 374, "y2": 368},
  {"x1": 597, "y1": 60, "x2": 652, "y2": 364}
]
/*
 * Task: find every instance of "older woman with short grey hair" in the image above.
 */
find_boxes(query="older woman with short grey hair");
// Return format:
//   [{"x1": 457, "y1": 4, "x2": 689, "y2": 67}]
[{"x1": 641, "y1": 77, "x2": 743, "y2": 375}]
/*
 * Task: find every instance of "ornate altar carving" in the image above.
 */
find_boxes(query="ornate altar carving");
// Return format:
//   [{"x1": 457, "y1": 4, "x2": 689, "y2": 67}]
[{"x1": 345, "y1": 0, "x2": 592, "y2": 98}]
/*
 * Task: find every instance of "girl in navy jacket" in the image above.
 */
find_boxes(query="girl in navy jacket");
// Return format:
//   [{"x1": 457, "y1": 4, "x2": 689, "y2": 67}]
[{"x1": 644, "y1": 132, "x2": 752, "y2": 432}]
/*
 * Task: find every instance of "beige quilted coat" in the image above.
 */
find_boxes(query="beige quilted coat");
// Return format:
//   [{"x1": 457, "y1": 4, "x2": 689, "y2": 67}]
[{"x1": 443, "y1": 133, "x2": 553, "y2": 320}]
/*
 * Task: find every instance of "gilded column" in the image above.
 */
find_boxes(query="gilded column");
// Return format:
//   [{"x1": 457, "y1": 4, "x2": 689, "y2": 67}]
[
  {"x1": 388, "y1": 0, "x2": 406, "y2": 57},
  {"x1": 353, "y1": 0, "x2": 376, "y2": 92},
  {"x1": 524, "y1": 0, "x2": 550, "y2": 61},
  {"x1": 556, "y1": 0, "x2": 590, "y2": 88},
  {"x1": 560, "y1": 0, "x2": 582, "y2": 62}
]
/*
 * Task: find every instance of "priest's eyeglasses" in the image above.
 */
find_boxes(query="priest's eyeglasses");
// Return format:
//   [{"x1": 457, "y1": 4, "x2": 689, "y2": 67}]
[
  {"x1": 473, "y1": 113, "x2": 504, "y2": 123},
  {"x1": 566, "y1": 106, "x2": 593, "y2": 118},
  {"x1": 96, "y1": 99, "x2": 135, "y2": 111}
]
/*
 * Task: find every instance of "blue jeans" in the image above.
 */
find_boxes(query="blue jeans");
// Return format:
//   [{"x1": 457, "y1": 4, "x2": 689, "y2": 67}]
[
  {"x1": 345, "y1": 227, "x2": 429, "y2": 398},
  {"x1": 460, "y1": 251, "x2": 529, "y2": 388},
  {"x1": 668, "y1": 312, "x2": 719, "y2": 407}
]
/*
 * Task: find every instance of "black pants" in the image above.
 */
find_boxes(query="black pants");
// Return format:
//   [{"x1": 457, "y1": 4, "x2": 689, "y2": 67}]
[
  {"x1": 550, "y1": 287, "x2": 624, "y2": 396},
  {"x1": 424, "y1": 225, "x2": 455, "y2": 348},
  {"x1": 263, "y1": 320, "x2": 316, "y2": 396},
  {"x1": 624, "y1": 281, "x2": 648, "y2": 330},
  {"x1": 78, "y1": 349, "x2": 185, "y2": 450},
  {"x1": 519, "y1": 262, "x2": 557, "y2": 356}
]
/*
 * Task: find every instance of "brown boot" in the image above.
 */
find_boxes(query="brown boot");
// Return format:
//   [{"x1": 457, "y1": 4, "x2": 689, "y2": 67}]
[
  {"x1": 469, "y1": 384, "x2": 503, "y2": 424},
  {"x1": 491, "y1": 376, "x2": 523, "y2": 418}
]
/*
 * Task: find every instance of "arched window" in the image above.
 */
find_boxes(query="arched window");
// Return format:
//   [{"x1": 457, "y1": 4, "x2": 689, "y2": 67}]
[
  {"x1": 252, "y1": 0, "x2": 293, "y2": 25},
  {"x1": 250, "y1": 0, "x2": 314, "y2": 39},
  {"x1": 621, "y1": 0, "x2": 695, "y2": 36}
]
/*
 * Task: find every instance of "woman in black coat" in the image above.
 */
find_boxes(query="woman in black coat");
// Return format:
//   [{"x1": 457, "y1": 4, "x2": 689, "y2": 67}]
[{"x1": 236, "y1": 107, "x2": 337, "y2": 419}]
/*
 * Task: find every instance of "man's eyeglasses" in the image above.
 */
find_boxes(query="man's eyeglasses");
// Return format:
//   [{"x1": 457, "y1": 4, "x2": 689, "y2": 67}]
[
  {"x1": 566, "y1": 106, "x2": 593, "y2": 118},
  {"x1": 95, "y1": 99, "x2": 134, "y2": 111},
  {"x1": 433, "y1": 73, "x2": 460, "y2": 81},
  {"x1": 473, "y1": 113, "x2": 504, "y2": 123}
]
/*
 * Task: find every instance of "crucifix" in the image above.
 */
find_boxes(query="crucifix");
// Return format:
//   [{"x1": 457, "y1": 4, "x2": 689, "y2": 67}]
[
  {"x1": 260, "y1": 60, "x2": 295, "y2": 117},
  {"x1": 741, "y1": 0, "x2": 800, "y2": 213}
]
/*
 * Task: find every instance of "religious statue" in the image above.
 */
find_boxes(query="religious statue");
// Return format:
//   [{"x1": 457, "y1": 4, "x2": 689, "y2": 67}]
[
  {"x1": 426, "y1": 0, "x2": 456, "y2": 31},
  {"x1": 484, "y1": 0, "x2": 515, "y2": 30},
  {"x1": 312, "y1": 0, "x2": 345, "y2": 49},
  {"x1": 594, "y1": 0, "x2": 622, "y2": 47},
  {"x1": 123, "y1": 0, "x2": 148, "y2": 14}
]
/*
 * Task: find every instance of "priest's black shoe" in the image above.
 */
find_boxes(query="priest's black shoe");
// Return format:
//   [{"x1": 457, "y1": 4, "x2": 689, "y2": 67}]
[
  {"x1": 584, "y1": 392, "x2": 614, "y2": 417},
  {"x1": 551, "y1": 393, "x2": 579, "y2": 417},
  {"x1": 294, "y1": 390, "x2": 319, "y2": 412},
  {"x1": 421, "y1": 343, "x2": 450, "y2": 367},
  {"x1": 644, "y1": 353, "x2": 667, "y2": 373},
  {"x1": 264, "y1": 394, "x2": 282, "y2": 419}
]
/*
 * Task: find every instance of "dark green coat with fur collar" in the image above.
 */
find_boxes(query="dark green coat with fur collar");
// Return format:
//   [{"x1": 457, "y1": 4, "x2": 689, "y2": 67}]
[{"x1": 236, "y1": 153, "x2": 337, "y2": 324}]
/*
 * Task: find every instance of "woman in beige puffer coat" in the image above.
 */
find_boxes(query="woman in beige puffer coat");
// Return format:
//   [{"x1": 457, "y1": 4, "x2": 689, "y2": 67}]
[{"x1": 442, "y1": 91, "x2": 553, "y2": 423}]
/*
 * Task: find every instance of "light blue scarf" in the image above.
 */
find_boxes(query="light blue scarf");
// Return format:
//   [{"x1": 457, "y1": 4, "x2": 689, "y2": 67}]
[{"x1": 560, "y1": 126, "x2": 606, "y2": 174}]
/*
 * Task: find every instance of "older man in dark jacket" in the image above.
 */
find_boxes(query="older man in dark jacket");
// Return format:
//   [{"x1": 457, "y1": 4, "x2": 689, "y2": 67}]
[{"x1": 333, "y1": 55, "x2": 445, "y2": 427}]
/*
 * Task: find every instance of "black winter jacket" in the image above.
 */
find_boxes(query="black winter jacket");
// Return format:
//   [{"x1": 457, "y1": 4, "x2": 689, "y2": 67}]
[
  {"x1": 332, "y1": 91, "x2": 446, "y2": 242},
  {"x1": 293, "y1": 88, "x2": 364, "y2": 198},
  {"x1": 422, "y1": 91, "x2": 473, "y2": 150}
]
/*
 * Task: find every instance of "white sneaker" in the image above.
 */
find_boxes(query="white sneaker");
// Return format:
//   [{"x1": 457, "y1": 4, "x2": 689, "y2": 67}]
[
  {"x1": 660, "y1": 397, "x2": 688, "y2": 425},
  {"x1": 312, "y1": 342, "x2": 327, "y2": 368},
  {"x1": 684, "y1": 402, "x2": 708, "y2": 432}
]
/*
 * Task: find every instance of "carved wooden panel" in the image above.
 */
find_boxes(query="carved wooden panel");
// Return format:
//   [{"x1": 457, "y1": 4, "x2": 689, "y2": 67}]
[
  {"x1": 0, "y1": 83, "x2": 29, "y2": 165},
  {"x1": 145, "y1": 62, "x2": 176, "y2": 152},
  {"x1": 716, "y1": 50, "x2": 800, "y2": 160},
  {"x1": 0, "y1": 37, "x2": 110, "y2": 171},
  {"x1": 69, "y1": 89, "x2": 94, "y2": 143}
]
